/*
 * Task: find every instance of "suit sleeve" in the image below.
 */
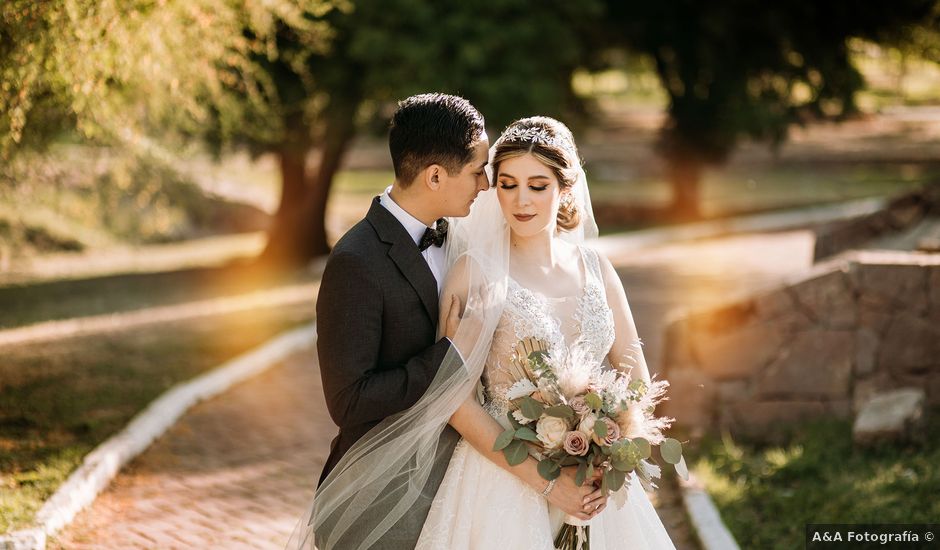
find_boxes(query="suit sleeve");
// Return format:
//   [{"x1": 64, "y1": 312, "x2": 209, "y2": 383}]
[{"x1": 317, "y1": 251, "x2": 453, "y2": 428}]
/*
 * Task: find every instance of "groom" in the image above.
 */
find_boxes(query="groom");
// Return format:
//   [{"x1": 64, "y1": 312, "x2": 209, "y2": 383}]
[{"x1": 315, "y1": 93, "x2": 489, "y2": 542}]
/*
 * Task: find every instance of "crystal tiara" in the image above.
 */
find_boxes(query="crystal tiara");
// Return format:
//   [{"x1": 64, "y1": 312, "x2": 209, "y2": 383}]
[{"x1": 495, "y1": 126, "x2": 572, "y2": 152}]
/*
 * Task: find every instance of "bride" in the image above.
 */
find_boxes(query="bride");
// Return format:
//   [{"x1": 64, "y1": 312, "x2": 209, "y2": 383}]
[{"x1": 294, "y1": 117, "x2": 675, "y2": 549}]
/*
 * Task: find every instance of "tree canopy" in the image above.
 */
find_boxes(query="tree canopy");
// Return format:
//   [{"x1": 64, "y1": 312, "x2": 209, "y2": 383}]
[
  {"x1": 0, "y1": 0, "x2": 336, "y2": 157},
  {"x1": 601, "y1": 0, "x2": 939, "y2": 217},
  {"x1": 3, "y1": 0, "x2": 938, "y2": 262}
]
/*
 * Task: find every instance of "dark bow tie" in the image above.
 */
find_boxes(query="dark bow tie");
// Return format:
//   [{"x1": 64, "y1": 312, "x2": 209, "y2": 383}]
[{"x1": 418, "y1": 218, "x2": 448, "y2": 252}]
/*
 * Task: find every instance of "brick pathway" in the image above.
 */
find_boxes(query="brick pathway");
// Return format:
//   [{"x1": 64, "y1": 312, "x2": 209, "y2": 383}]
[
  {"x1": 51, "y1": 228, "x2": 816, "y2": 549},
  {"x1": 50, "y1": 349, "x2": 329, "y2": 550}
]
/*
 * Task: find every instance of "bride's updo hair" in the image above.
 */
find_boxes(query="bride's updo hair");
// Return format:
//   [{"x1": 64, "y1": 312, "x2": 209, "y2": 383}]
[{"x1": 492, "y1": 117, "x2": 582, "y2": 232}]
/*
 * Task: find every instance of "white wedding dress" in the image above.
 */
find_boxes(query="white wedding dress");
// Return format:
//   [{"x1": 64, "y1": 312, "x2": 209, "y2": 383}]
[{"x1": 416, "y1": 246, "x2": 675, "y2": 550}]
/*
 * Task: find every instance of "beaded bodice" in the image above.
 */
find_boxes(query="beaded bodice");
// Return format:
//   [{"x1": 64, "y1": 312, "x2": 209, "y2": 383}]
[{"x1": 483, "y1": 246, "x2": 616, "y2": 420}]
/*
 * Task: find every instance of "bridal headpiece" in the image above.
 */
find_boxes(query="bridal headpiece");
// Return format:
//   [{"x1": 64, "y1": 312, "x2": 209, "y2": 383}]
[{"x1": 494, "y1": 125, "x2": 575, "y2": 156}]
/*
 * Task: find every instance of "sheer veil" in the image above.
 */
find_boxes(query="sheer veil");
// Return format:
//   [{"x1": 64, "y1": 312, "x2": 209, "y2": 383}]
[{"x1": 288, "y1": 126, "x2": 596, "y2": 550}]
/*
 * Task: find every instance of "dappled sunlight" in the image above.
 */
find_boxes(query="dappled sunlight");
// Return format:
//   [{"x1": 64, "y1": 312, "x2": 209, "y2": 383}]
[
  {"x1": 1, "y1": 232, "x2": 267, "y2": 286},
  {"x1": 0, "y1": 281, "x2": 318, "y2": 347}
]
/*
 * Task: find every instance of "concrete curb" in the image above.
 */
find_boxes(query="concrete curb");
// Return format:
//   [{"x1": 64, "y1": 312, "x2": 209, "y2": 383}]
[
  {"x1": 679, "y1": 474, "x2": 741, "y2": 550},
  {"x1": 1, "y1": 322, "x2": 317, "y2": 550},
  {"x1": 593, "y1": 196, "x2": 888, "y2": 257}
]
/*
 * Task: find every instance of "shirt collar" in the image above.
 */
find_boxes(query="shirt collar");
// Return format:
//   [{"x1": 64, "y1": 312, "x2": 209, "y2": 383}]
[{"x1": 379, "y1": 186, "x2": 434, "y2": 247}]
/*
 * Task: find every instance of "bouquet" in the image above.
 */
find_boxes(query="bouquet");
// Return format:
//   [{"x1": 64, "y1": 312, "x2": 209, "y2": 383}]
[{"x1": 491, "y1": 337, "x2": 686, "y2": 550}]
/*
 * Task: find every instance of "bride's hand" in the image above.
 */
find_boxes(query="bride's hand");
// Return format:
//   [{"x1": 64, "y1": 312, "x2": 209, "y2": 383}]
[{"x1": 546, "y1": 466, "x2": 608, "y2": 521}]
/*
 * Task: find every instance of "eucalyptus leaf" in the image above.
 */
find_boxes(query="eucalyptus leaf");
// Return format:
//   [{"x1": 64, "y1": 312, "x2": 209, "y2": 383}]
[
  {"x1": 559, "y1": 455, "x2": 581, "y2": 467},
  {"x1": 606, "y1": 468, "x2": 626, "y2": 492},
  {"x1": 575, "y1": 462, "x2": 588, "y2": 486},
  {"x1": 493, "y1": 428, "x2": 515, "y2": 451},
  {"x1": 628, "y1": 378, "x2": 648, "y2": 396},
  {"x1": 507, "y1": 410, "x2": 522, "y2": 430},
  {"x1": 660, "y1": 437, "x2": 682, "y2": 465},
  {"x1": 537, "y1": 458, "x2": 561, "y2": 481},
  {"x1": 544, "y1": 405, "x2": 575, "y2": 420},
  {"x1": 515, "y1": 426, "x2": 540, "y2": 443},
  {"x1": 517, "y1": 396, "x2": 545, "y2": 420},
  {"x1": 633, "y1": 437, "x2": 651, "y2": 459},
  {"x1": 593, "y1": 419, "x2": 608, "y2": 439},
  {"x1": 504, "y1": 440, "x2": 529, "y2": 466},
  {"x1": 529, "y1": 350, "x2": 549, "y2": 363},
  {"x1": 611, "y1": 458, "x2": 633, "y2": 472},
  {"x1": 585, "y1": 392, "x2": 603, "y2": 410}
]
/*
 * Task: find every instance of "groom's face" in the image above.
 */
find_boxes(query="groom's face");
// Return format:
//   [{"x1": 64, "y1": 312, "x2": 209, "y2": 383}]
[{"x1": 438, "y1": 137, "x2": 491, "y2": 217}]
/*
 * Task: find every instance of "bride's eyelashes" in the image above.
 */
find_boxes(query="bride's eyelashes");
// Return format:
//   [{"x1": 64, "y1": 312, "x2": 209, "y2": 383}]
[{"x1": 498, "y1": 182, "x2": 549, "y2": 192}]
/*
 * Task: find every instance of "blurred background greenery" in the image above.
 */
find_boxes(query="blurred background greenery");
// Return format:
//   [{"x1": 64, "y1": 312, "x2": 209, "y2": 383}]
[
  {"x1": 3, "y1": 0, "x2": 939, "y2": 264},
  {"x1": 2, "y1": 0, "x2": 940, "y2": 544}
]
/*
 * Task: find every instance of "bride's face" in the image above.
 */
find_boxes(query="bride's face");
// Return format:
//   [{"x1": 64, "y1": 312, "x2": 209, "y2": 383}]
[{"x1": 496, "y1": 153, "x2": 565, "y2": 238}]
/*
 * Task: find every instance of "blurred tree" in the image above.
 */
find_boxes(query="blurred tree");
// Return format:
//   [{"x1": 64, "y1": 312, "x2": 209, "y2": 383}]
[
  {"x1": 876, "y1": 1, "x2": 940, "y2": 92},
  {"x1": 600, "y1": 0, "x2": 939, "y2": 219},
  {"x1": 0, "y1": 0, "x2": 334, "y2": 154},
  {"x1": 0, "y1": 0, "x2": 338, "y2": 263},
  {"x1": 259, "y1": 0, "x2": 602, "y2": 263},
  {"x1": 1, "y1": 0, "x2": 603, "y2": 264}
]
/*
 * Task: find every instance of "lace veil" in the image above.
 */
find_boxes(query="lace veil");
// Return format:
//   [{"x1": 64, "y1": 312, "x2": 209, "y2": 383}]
[{"x1": 288, "y1": 118, "x2": 596, "y2": 549}]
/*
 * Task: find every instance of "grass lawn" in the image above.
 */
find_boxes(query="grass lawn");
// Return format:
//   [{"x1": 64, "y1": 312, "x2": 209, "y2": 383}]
[
  {"x1": 693, "y1": 416, "x2": 940, "y2": 549},
  {"x1": 0, "y1": 262, "x2": 317, "y2": 329},
  {"x1": 323, "y1": 163, "x2": 940, "y2": 241},
  {"x1": 0, "y1": 302, "x2": 314, "y2": 533},
  {"x1": 588, "y1": 163, "x2": 940, "y2": 214}
]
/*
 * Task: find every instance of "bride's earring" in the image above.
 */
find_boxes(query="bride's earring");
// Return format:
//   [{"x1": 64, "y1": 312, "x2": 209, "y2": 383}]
[{"x1": 560, "y1": 193, "x2": 573, "y2": 209}]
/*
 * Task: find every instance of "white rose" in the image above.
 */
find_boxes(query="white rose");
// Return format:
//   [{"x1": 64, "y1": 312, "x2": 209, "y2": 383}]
[
  {"x1": 535, "y1": 416, "x2": 568, "y2": 450},
  {"x1": 578, "y1": 414, "x2": 598, "y2": 436}
]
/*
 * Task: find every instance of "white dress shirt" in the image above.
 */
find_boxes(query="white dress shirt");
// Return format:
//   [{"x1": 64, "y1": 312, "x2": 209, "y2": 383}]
[{"x1": 379, "y1": 186, "x2": 447, "y2": 293}]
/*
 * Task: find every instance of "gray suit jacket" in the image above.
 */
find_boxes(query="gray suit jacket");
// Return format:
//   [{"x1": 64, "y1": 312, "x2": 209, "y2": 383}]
[{"x1": 315, "y1": 196, "x2": 460, "y2": 548}]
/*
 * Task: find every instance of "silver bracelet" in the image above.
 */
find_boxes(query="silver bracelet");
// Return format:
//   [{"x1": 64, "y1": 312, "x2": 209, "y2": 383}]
[{"x1": 540, "y1": 478, "x2": 556, "y2": 497}]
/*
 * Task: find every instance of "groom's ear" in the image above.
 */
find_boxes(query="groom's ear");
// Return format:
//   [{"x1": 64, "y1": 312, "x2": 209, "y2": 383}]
[{"x1": 424, "y1": 164, "x2": 443, "y2": 191}]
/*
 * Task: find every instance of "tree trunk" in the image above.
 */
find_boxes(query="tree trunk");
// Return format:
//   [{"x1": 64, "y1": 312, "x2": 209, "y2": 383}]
[
  {"x1": 258, "y1": 95, "x2": 360, "y2": 267},
  {"x1": 305, "y1": 96, "x2": 359, "y2": 254},
  {"x1": 666, "y1": 158, "x2": 702, "y2": 221},
  {"x1": 274, "y1": 142, "x2": 309, "y2": 223},
  {"x1": 256, "y1": 118, "x2": 316, "y2": 267}
]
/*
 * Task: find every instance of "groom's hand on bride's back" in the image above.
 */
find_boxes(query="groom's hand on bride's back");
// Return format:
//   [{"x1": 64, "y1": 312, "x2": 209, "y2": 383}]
[{"x1": 549, "y1": 466, "x2": 608, "y2": 521}]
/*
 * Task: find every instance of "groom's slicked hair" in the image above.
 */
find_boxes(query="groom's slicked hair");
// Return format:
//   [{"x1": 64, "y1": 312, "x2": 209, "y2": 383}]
[{"x1": 389, "y1": 93, "x2": 485, "y2": 187}]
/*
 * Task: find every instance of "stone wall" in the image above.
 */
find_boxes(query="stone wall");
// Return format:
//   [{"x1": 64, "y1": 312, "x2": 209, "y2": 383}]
[
  {"x1": 660, "y1": 251, "x2": 940, "y2": 440},
  {"x1": 813, "y1": 190, "x2": 937, "y2": 261}
]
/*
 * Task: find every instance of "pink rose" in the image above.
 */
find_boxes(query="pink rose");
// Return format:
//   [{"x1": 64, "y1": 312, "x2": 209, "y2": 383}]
[
  {"x1": 592, "y1": 417, "x2": 621, "y2": 447},
  {"x1": 563, "y1": 431, "x2": 590, "y2": 456},
  {"x1": 569, "y1": 396, "x2": 591, "y2": 416}
]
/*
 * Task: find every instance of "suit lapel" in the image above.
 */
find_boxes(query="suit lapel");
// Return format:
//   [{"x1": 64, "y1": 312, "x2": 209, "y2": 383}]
[{"x1": 366, "y1": 197, "x2": 439, "y2": 323}]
